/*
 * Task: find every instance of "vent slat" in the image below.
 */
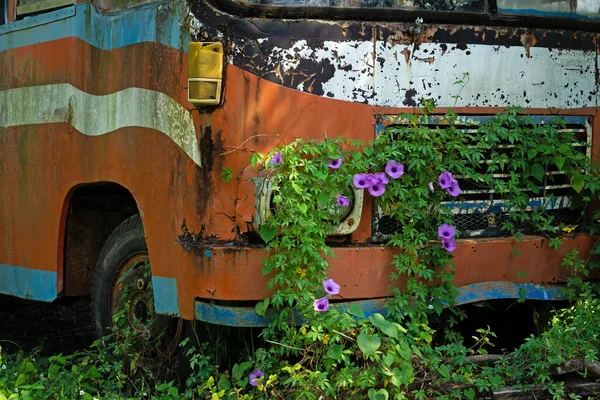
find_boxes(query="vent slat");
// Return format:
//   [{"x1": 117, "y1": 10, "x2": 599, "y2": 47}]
[{"x1": 372, "y1": 115, "x2": 592, "y2": 242}]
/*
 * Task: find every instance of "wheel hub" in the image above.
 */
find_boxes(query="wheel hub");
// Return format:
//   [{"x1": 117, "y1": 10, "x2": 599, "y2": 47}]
[{"x1": 110, "y1": 253, "x2": 183, "y2": 365}]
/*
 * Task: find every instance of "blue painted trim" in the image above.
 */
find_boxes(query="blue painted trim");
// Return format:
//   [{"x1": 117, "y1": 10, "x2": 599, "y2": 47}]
[
  {"x1": 455, "y1": 282, "x2": 567, "y2": 305},
  {"x1": 498, "y1": 8, "x2": 600, "y2": 21},
  {"x1": 0, "y1": 264, "x2": 57, "y2": 301},
  {"x1": 194, "y1": 299, "x2": 388, "y2": 327},
  {"x1": 152, "y1": 276, "x2": 180, "y2": 316},
  {"x1": 194, "y1": 282, "x2": 568, "y2": 327},
  {"x1": 0, "y1": 1, "x2": 189, "y2": 53}
]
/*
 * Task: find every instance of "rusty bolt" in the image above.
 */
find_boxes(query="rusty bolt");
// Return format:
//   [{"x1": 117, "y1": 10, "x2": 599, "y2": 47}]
[
  {"x1": 118, "y1": 283, "x2": 125, "y2": 293},
  {"x1": 136, "y1": 279, "x2": 145, "y2": 290}
]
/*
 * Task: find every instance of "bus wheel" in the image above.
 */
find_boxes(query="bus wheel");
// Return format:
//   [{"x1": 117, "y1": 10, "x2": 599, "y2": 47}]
[{"x1": 92, "y1": 215, "x2": 184, "y2": 366}]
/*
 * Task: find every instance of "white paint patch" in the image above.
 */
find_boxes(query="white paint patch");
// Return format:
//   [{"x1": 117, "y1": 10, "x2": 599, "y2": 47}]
[
  {"x1": 239, "y1": 39, "x2": 597, "y2": 109},
  {"x1": 374, "y1": 42, "x2": 597, "y2": 108},
  {"x1": 0, "y1": 84, "x2": 201, "y2": 166}
]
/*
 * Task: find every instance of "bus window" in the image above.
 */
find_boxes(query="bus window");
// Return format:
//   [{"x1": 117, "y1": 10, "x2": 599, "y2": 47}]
[
  {"x1": 242, "y1": 0, "x2": 484, "y2": 11},
  {"x1": 16, "y1": 0, "x2": 72, "y2": 18},
  {"x1": 498, "y1": 0, "x2": 600, "y2": 21}
]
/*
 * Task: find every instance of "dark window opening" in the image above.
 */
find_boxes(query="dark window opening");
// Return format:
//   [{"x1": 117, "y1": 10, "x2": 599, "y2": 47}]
[
  {"x1": 0, "y1": 0, "x2": 6, "y2": 25},
  {"x1": 243, "y1": 0, "x2": 484, "y2": 11}
]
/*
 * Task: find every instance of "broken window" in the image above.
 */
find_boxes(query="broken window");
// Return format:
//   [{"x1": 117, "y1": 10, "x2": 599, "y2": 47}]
[
  {"x1": 242, "y1": 0, "x2": 484, "y2": 12},
  {"x1": 497, "y1": 0, "x2": 600, "y2": 20}
]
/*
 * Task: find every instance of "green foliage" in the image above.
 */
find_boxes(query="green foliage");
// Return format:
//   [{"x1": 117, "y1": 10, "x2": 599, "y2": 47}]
[{"x1": 218, "y1": 167, "x2": 233, "y2": 183}]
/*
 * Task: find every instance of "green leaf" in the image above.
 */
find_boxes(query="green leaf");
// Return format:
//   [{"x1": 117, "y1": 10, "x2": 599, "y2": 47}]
[
  {"x1": 391, "y1": 364, "x2": 414, "y2": 387},
  {"x1": 298, "y1": 203, "x2": 308, "y2": 214},
  {"x1": 254, "y1": 297, "x2": 270, "y2": 316},
  {"x1": 527, "y1": 148, "x2": 537, "y2": 160},
  {"x1": 383, "y1": 352, "x2": 396, "y2": 368},
  {"x1": 396, "y1": 341, "x2": 412, "y2": 360},
  {"x1": 15, "y1": 373, "x2": 28, "y2": 386},
  {"x1": 250, "y1": 152, "x2": 263, "y2": 169},
  {"x1": 463, "y1": 388, "x2": 475, "y2": 400},
  {"x1": 326, "y1": 344, "x2": 344, "y2": 361},
  {"x1": 347, "y1": 304, "x2": 366, "y2": 319},
  {"x1": 314, "y1": 169, "x2": 328, "y2": 180},
  {"x1": 369, "y1": 313, "x2": 398, "y2": 339},
  {"x1": 219, "y1": 167, "x2": 233, "y2": 183},
  {"x1": 558, "y1": 143, "x2": 571, "y2": 154},
  {"x1": 531, "y1": 163, "x2": 545, "y2": 182},
  {"x1": 368, "y1": 388, "x2": 389, "y2": 400},
  {"x1": 357, "y1": 333, "x2": 381, "y2": 357},
  {"x1": 554, "y1": 157, "x2": 565, "y2": 171},
  {"x1": 317, "y1": 193, "x2": 329, "y2": 205},
  {"x1": 259, "y1": 224, "x2": 276, "y2": 243},
  {"x1": 571, "y1": 175, "x2": 585, "y2": 193}
]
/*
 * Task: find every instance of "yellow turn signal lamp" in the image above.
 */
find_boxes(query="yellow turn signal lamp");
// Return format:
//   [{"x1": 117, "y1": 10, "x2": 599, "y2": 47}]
[{"x1": 188, "y1": 42, "x2": 224, "y2": 106}]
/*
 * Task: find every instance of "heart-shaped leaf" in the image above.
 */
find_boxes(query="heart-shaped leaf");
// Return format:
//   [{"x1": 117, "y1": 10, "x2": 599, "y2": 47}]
[
  {"x1": 357, "y1": 333, "x2": 381, "y2": 357},
  {"x1": 254, "y1": 297, "x2": 270, "y2": 316},
  {"x1": 531, "y1": 163, "x2": 545, "y2": 182},
  {"x1": 571, "y1": 175, "x2": 585, "y2": 193},
  {"x1": 347, "y1": 304, "x2": 366, "y2": 319},
  {"x1": 369, "y1": 313, "x2": 397, "y2": 339},
  {"x1": 259, "y1": 224, "x2": 276, "y2": 243}
]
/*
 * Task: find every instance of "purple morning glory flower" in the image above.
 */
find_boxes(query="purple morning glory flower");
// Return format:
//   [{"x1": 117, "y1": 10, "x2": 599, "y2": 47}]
[
  {"x1": 314, "y1": 296, "x2": 329, "y2": 312},
  {"x1": 353, "y1": 173, "x2": 371, "y2": 189},
  {"x1": 438, "y1": 224, "x2": 456, "y2": 240},
  {"x1": 438, "y1": 171, "x2": 456, "y2": 189},
  {"x1": 328, "y1": 157, "x2": 343, "y2": 169},
  {"x1": 446, "y1": 182, "x2": 461, "y2": 197},
  {"x1": 249, "y1": 369, "x2": 264, "y2": 387},
  {"x1": 366, "y1": 174, "x2": 380, "y2": 186},
  {"x1": 442, "y1": 237, "x2": 456, "y2": 253},
  {"x1": 270, "y1": 152, "x2": 283, "y2": 165},
  {"x1": 337, "y1": 195, "x2": 350, "y2": 207},
  {"x1": 429, "y1": 181, "x2": 435, "y2": 192},
  {"x1": 373, "y1": 172, "x2": 389, "y2": 185},
  {"x1": 368, "y1": 183, "x2": 386, "y2": 197},
  {"x1": 385, "y1": 160, "x2": 405, "y2": 179},
  {"x1": 323, "y1": 278, "x2": 340, "y2": 295}
]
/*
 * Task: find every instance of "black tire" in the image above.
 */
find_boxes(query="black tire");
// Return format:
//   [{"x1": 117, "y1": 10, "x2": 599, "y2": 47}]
[{"x1": 91, "y1": 214, "x2": 183, "y2": 365}]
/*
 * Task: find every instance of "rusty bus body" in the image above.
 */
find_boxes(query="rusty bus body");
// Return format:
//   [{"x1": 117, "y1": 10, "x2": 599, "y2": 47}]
[{"x1": 0, "y1": 0, "x2": 599, "y2": 328}]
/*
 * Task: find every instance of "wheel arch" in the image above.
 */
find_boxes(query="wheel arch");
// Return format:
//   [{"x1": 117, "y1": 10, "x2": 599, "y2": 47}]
[{"x1": 59, "y1": 181, "x2": 140, "y2": 297}]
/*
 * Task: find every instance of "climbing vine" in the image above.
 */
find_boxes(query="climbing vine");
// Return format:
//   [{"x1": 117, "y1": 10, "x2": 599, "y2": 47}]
[{"x1": 219, "y1": 103, "x2": 600, "y2": 399}]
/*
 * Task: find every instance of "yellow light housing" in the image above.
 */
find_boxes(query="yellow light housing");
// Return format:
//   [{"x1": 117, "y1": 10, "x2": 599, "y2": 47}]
[{"x1": 188, "y1": 42, "x2": 224, "y2": 106}]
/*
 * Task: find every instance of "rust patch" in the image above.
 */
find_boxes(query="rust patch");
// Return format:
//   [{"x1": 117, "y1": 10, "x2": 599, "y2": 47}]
[
  {"x1": 414, "y1": 56, "x2": 435, "y2": 64},
  {"x1": 521, "y1": 32, "x2": 537, "y2": 59},
  {"x1": 400, "y1": 47, "x2": 411, "y2": 64}
]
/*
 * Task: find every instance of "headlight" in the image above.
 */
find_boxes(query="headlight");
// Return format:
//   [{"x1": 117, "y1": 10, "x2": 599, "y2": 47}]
[{"x1": 254, "y1": 176, "x2": 363, "y2": 236}]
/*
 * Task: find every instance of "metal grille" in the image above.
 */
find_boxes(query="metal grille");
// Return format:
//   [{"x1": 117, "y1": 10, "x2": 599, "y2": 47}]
[{"x1": 372, "y1": 115, "x2": 592, "y2": 242}]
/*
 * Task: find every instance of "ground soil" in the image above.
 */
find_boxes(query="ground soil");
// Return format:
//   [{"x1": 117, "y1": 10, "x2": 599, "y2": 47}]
[{"x1": 0, "y1": 294, "x2": 95, "y2": 356}]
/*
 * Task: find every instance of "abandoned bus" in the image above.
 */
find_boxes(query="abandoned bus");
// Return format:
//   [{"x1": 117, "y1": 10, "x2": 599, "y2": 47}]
[{"x1": 0, "y1": 0, "x2": 599, "y2": 347}]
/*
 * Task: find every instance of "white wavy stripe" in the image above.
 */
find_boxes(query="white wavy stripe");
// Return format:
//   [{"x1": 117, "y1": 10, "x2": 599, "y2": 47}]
[{"x1": 0, "y1": 84, "x2": 201, "y2": 167}]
